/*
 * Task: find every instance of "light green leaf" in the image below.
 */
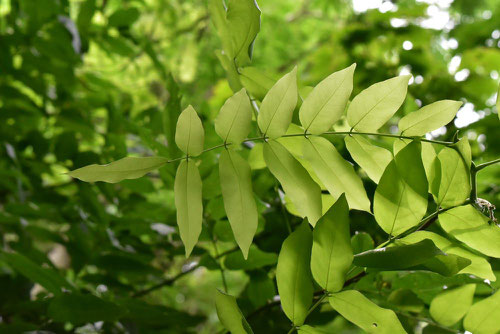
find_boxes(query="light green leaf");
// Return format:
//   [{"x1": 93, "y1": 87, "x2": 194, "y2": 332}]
[
  {"x1": 439, "y1": 205, "x2": 500, "y2": 258},
  {"x1": 248, "y1": 142, "x2": 265, "y2": 170},
  {"x1": 433, "y1": 146, "x2": 470, "y2": 208},
  {"x1": 344, "y1": 135, "x2": 392, "y2": 183},
  {"x1": 374, "y1": 140, "x2": 428, "y2": 236},
  {"x1": 263, "y1": 140, "x2": 322, "y2": 225},
  {"x1": 311, "y1": 194, "x2": 353, "y2": 293},
  {"x1": 215, "y1": 89, "x2": 253, "y2": 144},
  {"x1": 430, "y1": 284, "x2": 475, "y2": 326},
  {"x1": 299, "y1": 64, "x2": 355, "y2": 134},
  {"x1": 226, "y1": 0, "x2": 261, "y2": 65},
  {"x1": 347, "y1": 75, "x2": 411, "y2": 132},
  {"x1": 208, "y1": 0, "x2": 233, "y2": 58},
  {"x1": 175, "y1": 105, "x2": 204, "y2": 156},
  {"x1": 400, "y1": 231, "x2": 495, "y2": 281},
  {"x1": 276, "y1": 221, "x2": 313, "y2": 326},
  {"x1": 298, "y1": 325, "x2": 329, "y2": 334},
  {"x1": 464, "y1": 289, "x2": 500, "y2": 334},
  {"x1": 399, "y1": 100, "x2": 463, "y2": 136},
  {"x1": 215, "y1": 290, "x2": 254, "y2": 334},
  {"x1": 219, "y1": 149, "x2": 258, "y2": 259},
  {"x1": 239, "y1": 67, "x2": 276, "y2": 100},
  {"x1": 421, "y1": 142, "x2": 441, "y2": 195},
  {"x1": 303, "y1": 136, "x2": 370, "y2": 212},
  {"x1": 68, "y1": 156, "x2": 168, "y2": 183},
  {"x1": 329, "y1": 290, "x2": 407, "y2": 333},
  {"x1": 353, "y1": 239, "x2": 443, "y2": 270},
  {"x1": 258, "y1": 67, "x2": 298, "y2": 139},
  {"x1": 351, "y1": 232, "x2": 375, "y2": 254},
  {"x1": 174, "y1": 160, "x2": 203, "y2": 257}
]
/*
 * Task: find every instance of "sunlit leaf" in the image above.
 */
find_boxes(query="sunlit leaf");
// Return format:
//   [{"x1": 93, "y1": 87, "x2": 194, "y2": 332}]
[
  {"x1": 215, "y1": 290, "x2": 254, "y2": 334},
  {"x1": 400, "y1": 231, "x2": 495, "y2": 280},
  {"x1": 311, "y1": 194, "x2": 353, "y2": 292},
  {"x1": 303, "y1": 136, "x2": 370, "y2": 212},
  {"x1": 329, "y1": 290, "x2": 407, "y2": 333},
  {"x1": 175, "y1": 105, "x2": 204, "y2": 156},
  {"x1": 264, "y1": 140, "x2": 322, "y2": 225},
  {"x1": 224, "y1": 245, "x2": 277, "y2": 270},
  {"x1": 226, "y1": 0, "x2": 261, "y2": 65},
  {"x1": 219, "y1": 149, "x2": 258, "y2": 258},
  {"x1": 68, "y1": 156, "x2": 168, "y2": 183},
  {"x1": 374, "y1": 140, "x2": 428, "y2": 236},
  {"x1": 299, "y1": 64, "x2": 355, "y2": 134},
  {"x1": 174, "y1": 160, "x2": 203, "y2": 257},
  {"x1": 398, "y1": 100, "x2": 463, "y2": 136},
  {"x1": 344, "y1": 135, "x2": 392, "y2": 183},
  {"x1": 433, "y1": 146, "x2": 470, "y2": 208},
  {"x1": 464, "y1": 289, "x2": 500, "y2": 334},
  {"x1": 430, "y1": 284, "x2": 475, "y2": 326},
  {"x1": 439, "y1": 205, "x2": 500, "y2": 258},
  {"x1": 347, "y1": 75, "x2": 411, "y2": 132},
  {"x1": 240, "y1": 66, "x2": 276, "y2": 100},
  {"x1": 215, "y1": 89, "x2": 253, "y2": 145},
  {"x1": 258, "y1": 67, "x2": 298, "y2": 139},
  {"x1": 276, "y1": 221, "x2": 313, "y2": 326}
]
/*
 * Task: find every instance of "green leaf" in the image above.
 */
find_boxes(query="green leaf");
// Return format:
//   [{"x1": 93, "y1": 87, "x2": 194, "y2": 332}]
[
  {"x1": 108, "y1": 7, "x2": 140, "y2": 28},
  {"x1": 347, "y1": 75, "x2": 411, "y2": 132},
  {"x1": 224, "y1": 245, "x2": 277, "y2": 271},
  {"x1": 433, "y1": 146, "x2": 470, "y2": 208},
  {"x1": 329, "y1": 290, "x2": 407, "y2": 333},
  {"x1": 68, "y1": 156, "x2": 168, "y2": 183},
  {"x1": 439, "y1": 205, "x2": 500, "y2": 258},
  {"x1": 276, "y1": 221, "x2": 314, "y2": 326},
  {"x1": 215, "y1": 89, "x2": 253, "y2": 145},
  {"x1": 298, "y1": 325, "x2": 329, "y2": 334},
  {"x1": 344, "y1": 135, "x2": 392, "y2": 183},
  {"x1": 174, "y1": 160, "x2": 203, "y2": 257},
  {"x1": 1, "y1": 252, "x2": 73, "y2": 295},
  {"x1": 48, "y1": 293, "x2": 125, "y2": 324},
  {"x1": 311, "y1": 194, "x2": 353, "y2": 293},
  {"x1": 226, "y1": 0, "x2": 261, "y2": 65},
  {"x1": 175, "y1": 105, "x2": 204, "y2": 156},
  {"x1": 464, "y1": 289, "x2": 500, "y2": 334},
  {"x1": 351, "y1": 232, "x2": 375, "y2": 254},
  {"x1": 209, "y1": 0, "x2": 233, "y2": 60},
  {"x1": 263, "y1": 140, "x2": 322, "y2": 225},
  {"x1": 299, "y1": 64, "x2": 355, "y2": 134},
  {"x1": 303, "y1": 136, "x2": 370, "y2": 212},
  {"x1": 497, "y1": 83, "x2": 500, "y2": 120},
  {"x1": 415, "y1": 253, "x2": 471, "y2": 277},
  {"x1": 353, "y1": 239, "x2": 443, "y2": 270},
  {"x1": 429, "y1": 284, "x2": 475, "y2": 326},
  {"x1": 219, "y1": 149, "x2": 258, "y2": 258},
  {"x1": 399, "y1": 231, "x2": 495, "y2": 280},
  {"x1": 374, "y1": 140, "x2": 428, "y2": 236},
  {"x1": 258, "y1": 67, "x2": 298, "y2": 139},
  {"x1": 239, "y1": 67, "x2": 276, "y2": 100},
  {"x1": 215, "y1": 290, "x2": 254, "y2": 334},
  {"x1": 398, "y1": 100, "x2": 463, "y2": 136},
  {"x1": 248, "y1": 142, "x2": 266, "y2": 170}
]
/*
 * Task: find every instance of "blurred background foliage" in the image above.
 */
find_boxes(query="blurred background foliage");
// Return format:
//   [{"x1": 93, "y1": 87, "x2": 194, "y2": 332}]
[{"x1": 0, "y1": 0, "x2": 499, "y2": 333}]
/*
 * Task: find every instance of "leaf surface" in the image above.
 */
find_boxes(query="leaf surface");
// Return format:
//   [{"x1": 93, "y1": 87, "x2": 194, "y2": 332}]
[
  {"x1": 430, "y1": 284, "x2": 475, "y2": 326},
  {"x1": 347, "y1": 75, "x2": 410, "y2": 132},
  {"x1": 311, "y1": 194, "x2": 353, "y2": 292},
  {"x1": 68, "y1": 156, "x2": 168, "y2": 183},
  {"x1": 264, "y1": 140, "x2": 322, "y2": 225},
  {"x1": 464, "y1": 289, "x2": 500, "y2": 334},
  {"x1": 215, "y1": 89, "x2": 253, "y2": 144},
  {"x1": 374, "y1": 141, "x2": 428, "y2": 236},
  {"x1": 215, "y1": 290, "x2": 254, "y2": 334},
  {"x1": 439, "y1": 205, "x2": 500, "y2": 258},
  {"x1": 219, "y1": 149, "x2": 258, "y2": 258},
  {"x1": 299, "y1": 64, "x2": 355, "y2": 134},
  {"x1": 258, "y1": 67, "x2": 298, "y2": 139},
  {"x1": 329, "y1": 290, "x2": 407, "y2": 333},
  {"x1": 175, "y1": 105, "x2": 204, "y2": 156},
  {"x1": 303, "y1": 136, "x2": 370, "y2": 212},
  {"x1": 399, "y1": 100, "x2": 462, "y2": 136},
  {"x1": 174, "y1": 160, "x2": 203, "y2": 257},
  {"x1": 276, "y1": 221, "x2": 313, "y2": 326}
]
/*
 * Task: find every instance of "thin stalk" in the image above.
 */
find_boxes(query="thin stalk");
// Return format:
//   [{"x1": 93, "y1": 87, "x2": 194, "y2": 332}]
[
  {"x1": 471, "y1": 162, "x2": 478, "y2": 205},
  {"x1": 475, "y1": 158, "x2": 500, "y2": 171},
  {"x1": 212, "y1": 239, "x2": 228, "y2": 293}
]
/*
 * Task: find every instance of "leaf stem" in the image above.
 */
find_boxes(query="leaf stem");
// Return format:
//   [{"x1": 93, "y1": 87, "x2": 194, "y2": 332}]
[{"x1": 475, "y1": 158, "x2": 500, "y2": 171}]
